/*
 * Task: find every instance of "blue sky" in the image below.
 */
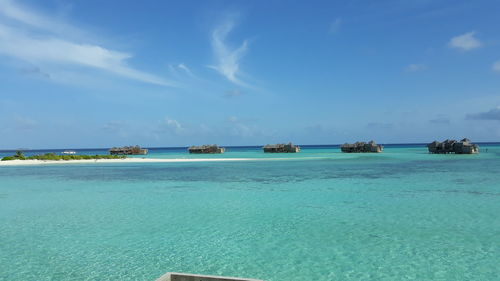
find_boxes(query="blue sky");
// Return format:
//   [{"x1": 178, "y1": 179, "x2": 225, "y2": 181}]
[{"x1": 1, "y1": 0, "x2": 500, "y2": 149}]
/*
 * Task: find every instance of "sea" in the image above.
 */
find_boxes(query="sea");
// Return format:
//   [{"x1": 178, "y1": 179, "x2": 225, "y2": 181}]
[{"x1": 0, "y1": 144, "x2": 499, "y2": 281}]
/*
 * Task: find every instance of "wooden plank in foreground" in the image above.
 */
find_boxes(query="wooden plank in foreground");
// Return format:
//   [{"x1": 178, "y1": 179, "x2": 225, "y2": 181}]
[{"x1": 156, "y1": 272, "x2": 264, "y2": 281}]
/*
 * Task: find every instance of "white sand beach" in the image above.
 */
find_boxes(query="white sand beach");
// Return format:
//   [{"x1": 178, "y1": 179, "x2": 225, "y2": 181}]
[{"x1": 0, "y1": 158, "x2": 267, "y2": 166}]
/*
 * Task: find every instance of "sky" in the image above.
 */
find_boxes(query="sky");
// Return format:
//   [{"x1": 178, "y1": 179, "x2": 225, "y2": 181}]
[{"x1": 1, "y1": 0, "x2": 500, "y2": 149}]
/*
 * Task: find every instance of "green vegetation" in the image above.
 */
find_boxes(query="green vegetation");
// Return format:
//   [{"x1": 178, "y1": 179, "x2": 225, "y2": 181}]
[
  {"x1": 1, "y1": 150, "x2": 26, "y2": 161},
  {"x1": 15, "y1": 150, "x2": 25, "y2": 159},
  {"x1": 1, "y1": 152, "x2": 126, "y2": 161},
  {"x1": 1, "y1": 156, "x2": 16, "y2": 161}
]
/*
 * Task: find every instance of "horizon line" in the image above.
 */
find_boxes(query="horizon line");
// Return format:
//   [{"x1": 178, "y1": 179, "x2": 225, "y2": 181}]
[{"x1": 1, "y1": 141, "x2": 499, "y2": 151}]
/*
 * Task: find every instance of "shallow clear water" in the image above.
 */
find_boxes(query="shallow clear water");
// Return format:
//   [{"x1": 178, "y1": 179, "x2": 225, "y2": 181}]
[{"x1": 1, "y1": 145, "x2": 499, "y2": 280}]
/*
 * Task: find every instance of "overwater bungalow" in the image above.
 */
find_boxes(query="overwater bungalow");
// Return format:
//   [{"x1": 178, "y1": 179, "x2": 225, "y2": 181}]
[
  {"x1": 109, "y1": 145, "x2": 148, "y2": 155},
  {"x1": 262, "y1": 142, "x2": 300, "y2": 153},
  {"x1": 188, "y1": 144, "x2": 225, "y2": 154},
  {"x1": 427, "y1": 138, "x2": 479, "y2": 154},
  {"x1": 341, "y1": 141, "x2": 383, "y2": 153}
]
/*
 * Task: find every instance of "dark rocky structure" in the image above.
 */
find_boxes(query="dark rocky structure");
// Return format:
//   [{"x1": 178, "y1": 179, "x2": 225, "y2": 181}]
[
  {"x1": 262, "y1": 143, "x2": 300, "y2": 153},
  {"x1": 188, "y1": 144, "x2": 225, "y2": 154},
  {"x1": 109, "y1": 145, "x2": 148, "y2": 155},
  {"x1": 427, "y1": 138, "x2": 479, "y2": 154},
  {"x1": 340, "y1": 141, "x2": 383, "y2": 153}
]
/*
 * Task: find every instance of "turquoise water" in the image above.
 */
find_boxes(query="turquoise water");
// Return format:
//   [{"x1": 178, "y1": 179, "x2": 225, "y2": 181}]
[{"x1": 0, "y1": 145, "x2": 499, "y2": 280}]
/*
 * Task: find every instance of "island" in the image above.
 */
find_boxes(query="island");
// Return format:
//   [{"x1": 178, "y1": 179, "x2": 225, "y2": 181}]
[{"x1": 1, "y1": 151, "x2": 126, "y2": 161}]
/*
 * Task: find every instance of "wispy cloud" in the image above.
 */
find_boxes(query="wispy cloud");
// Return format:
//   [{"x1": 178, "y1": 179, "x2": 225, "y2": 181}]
[
  {"x1": 449, "y1": 31, "x2": 481, "y2": 51},
  {"x1": 168, "y1": 63, "x2": 198, "y2": 81},
  {"x1": 492, "y1": 60, "x2": 500, "y2": 72},
  {"x1": 157, "y1": 117, "x2": 186, "y2": 135},
  {"x1": 209, "y1": 19, "x2": 249, "y2": 86},
  {"x1": 177, "y1": 63, "x2": 194, "y2": 76},
  {"x1": 329, "y1": 18, "x2": 342, "y2": 34},
  {"x1": 405, "y1": 63, "x2": 427, "y2": 72},
  {"x1": 0, "y1": 0, "x2": 81, "y2": 36},
  {"x1": 0, "y1": 0, "x2": 172, "y2": 86},
  {"x1": 466, "y1": 107, "x2": 500, "y2": 120}
]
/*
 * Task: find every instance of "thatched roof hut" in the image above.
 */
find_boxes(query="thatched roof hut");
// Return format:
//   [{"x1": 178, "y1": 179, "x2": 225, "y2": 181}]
[
  {"x1": 262, "y1": 142, "x2": 300, "y2": 153},
  {"x1": 188, "y1": 144, "x2": 225, "y2": 154},
  {"x1": 427, "y1": 138, "x2": 479, "y2": 154},
  {"x1": 109, "y1": 145, "x2": 148, "y2": 155},
  {"x1": 341, "y1": 141, "x2": 383, "y2": 153}
]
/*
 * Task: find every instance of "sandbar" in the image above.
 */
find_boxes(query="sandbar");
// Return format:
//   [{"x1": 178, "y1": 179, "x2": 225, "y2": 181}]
[{"x1": 0, "y1": 157, "x2": 282, "y2": 166}]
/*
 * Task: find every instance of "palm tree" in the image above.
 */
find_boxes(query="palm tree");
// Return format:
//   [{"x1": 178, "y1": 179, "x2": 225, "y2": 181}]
[{"x1": 14, "y1": 150, "x2": 24, "y2": 159}]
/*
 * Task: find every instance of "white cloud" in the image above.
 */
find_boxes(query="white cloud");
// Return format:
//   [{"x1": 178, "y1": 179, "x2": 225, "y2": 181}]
[
  {"x1": 209, "y1": 19, "x2": 249, "y2": 86},
  {"x1": 406, "y1": 63, "x2": 427, "y2": 72},
  {"x1": 0, "y1": 1, "x2": 172, "y2": 86},
  {"x1": 231, "y1": 123, "x2": 254, "y2": 137},
  {"x1": 166, "y1": 118, "x2": 182, "y2": 130},
  {"x1": 329, "y1": 18, "x2": 342, "y2": 34},
  {"x1": 177, "y1": 63, "x2": 190, "y2": 73},
  {"x1": 449, "y1": 31, "x2": 481, "y2": 51},
  {"x1": 493, "y1": 60, "x2": 500, "y2": 72},
  {"x1": 157, "y1": 117, "x2": 186, "y2": 135},
  {"x1": 177, "y1": 63, "x2": 196, "y2": 78},
  {"x1": 0, "y1": 0, "x2": 80, "y2": 35}
]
